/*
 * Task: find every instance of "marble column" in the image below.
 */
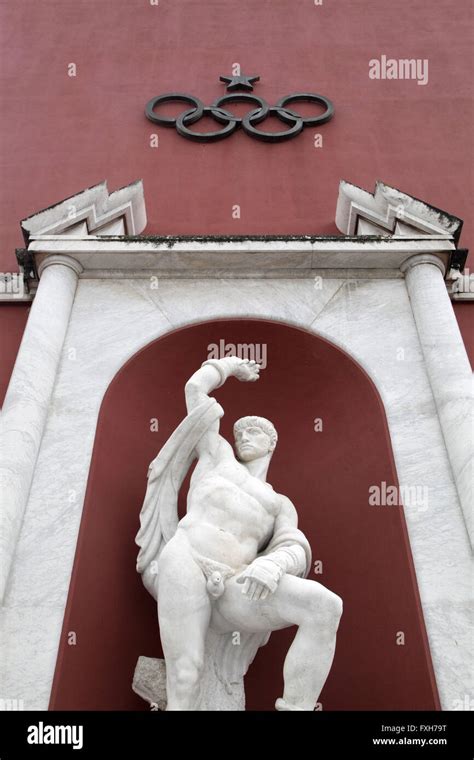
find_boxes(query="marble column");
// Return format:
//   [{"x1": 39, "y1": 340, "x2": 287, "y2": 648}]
[
  {"x1": 0, "y1": 255, "x2": 83, "y2": 602},
  {"x1": 401, "y1": 254, "x2": 473, "y2": 546}
]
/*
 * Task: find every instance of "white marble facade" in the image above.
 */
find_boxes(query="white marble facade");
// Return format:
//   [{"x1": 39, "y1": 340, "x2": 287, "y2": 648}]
[{"x1": 0, "y1": 181, "x2": 472, "y2": 712}]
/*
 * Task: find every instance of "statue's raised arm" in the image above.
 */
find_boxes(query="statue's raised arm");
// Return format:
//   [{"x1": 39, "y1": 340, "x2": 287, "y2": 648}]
[
  {"x1": 184, "y1": 357, "x2": 260, "y2": 457},
  {"x1": 135, "y1": 357, "x2": 261, "y2": 598}
]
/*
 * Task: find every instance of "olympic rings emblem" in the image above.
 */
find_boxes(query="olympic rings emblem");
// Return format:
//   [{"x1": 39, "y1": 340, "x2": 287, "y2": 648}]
[{"x1": 145, "y1": 91, "x2": 334, "y2": 143}]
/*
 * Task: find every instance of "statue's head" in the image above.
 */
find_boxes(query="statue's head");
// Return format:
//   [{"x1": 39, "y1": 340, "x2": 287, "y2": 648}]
[{"x1": 233, "y1": 416, "x2": 278, "y2": 463}]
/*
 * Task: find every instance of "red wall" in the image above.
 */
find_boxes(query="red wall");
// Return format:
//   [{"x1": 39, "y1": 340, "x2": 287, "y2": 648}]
[
  {"x1": 0, "y1": 305, "x2": 29, "y2": 402},
  {"x1": 453, "y1": 302, "x2": 474, "y2": 366},
  {"x1": 0, "y1": 0, "x2": 472, "y2": 396},
  {"x1": 50, "y1": 320, "x2": 439, "y2": 711},
  {"x1": 1, "y1": 0, "x2": 473, "y2": 253}
]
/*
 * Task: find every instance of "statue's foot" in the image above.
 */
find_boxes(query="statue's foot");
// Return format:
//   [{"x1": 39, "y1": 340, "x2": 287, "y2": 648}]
[{"x1": 275, "y1": 697, "x2": 305, "y2": 711}]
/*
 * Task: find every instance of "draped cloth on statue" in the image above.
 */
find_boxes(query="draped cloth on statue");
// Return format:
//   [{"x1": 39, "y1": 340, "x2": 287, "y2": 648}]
[
  {"x1": 135, "y1": 396, "x2": 312, "y2": 697},
  {"x1": 136, "y1": 396, "x2": 224, "y2": 598}
]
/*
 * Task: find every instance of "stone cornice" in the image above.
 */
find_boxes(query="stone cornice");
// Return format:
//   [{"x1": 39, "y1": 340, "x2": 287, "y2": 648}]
[
  {"x1": 5, "y1": 178, "x2": 469, "y2": 298},
  {"x1": 26, "y1": 235, "x2": 459, "y2": 281}
]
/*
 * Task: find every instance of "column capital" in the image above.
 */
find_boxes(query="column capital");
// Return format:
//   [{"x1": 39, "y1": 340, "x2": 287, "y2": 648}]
[
  {"x1": 38, "y1": 254, "x2": 84, "y2": 277},
  {"x1": 400, "y1": 254, "x2": 446, "y2": 277}
]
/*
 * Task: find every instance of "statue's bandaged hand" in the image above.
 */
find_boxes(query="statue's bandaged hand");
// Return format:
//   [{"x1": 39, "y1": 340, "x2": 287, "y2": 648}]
[
  {"x1": 236, "y1": 557, "x2": 284, "y2": 597},
  {"x1": 237, "y1": 546, "x2": 307, "y2": 600}
]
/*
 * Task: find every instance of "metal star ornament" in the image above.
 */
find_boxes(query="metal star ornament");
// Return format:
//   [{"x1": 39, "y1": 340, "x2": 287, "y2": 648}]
[{"x1": 219, "y1": 73, "x2": 260, "y2": 92}]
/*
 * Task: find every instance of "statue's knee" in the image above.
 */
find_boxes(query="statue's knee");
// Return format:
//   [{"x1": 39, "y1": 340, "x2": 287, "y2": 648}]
[
  {"x1": 172, "y1": 655, "x2": 204, "y2": 691},
  {"x1": 321, "y1": 591, "x2": 343, "y2": 631},
  {"x1": 306, "y1": 589, "x2": 343, "y2": 631},
  {"x1": 330, "y1": 593, "x2": 343, "y2": 626}
]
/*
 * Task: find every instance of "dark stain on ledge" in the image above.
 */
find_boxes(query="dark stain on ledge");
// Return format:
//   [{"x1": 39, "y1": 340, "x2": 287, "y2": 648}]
[{"x1": 103, "y1": 234, "x2": 396, "y2": 247}]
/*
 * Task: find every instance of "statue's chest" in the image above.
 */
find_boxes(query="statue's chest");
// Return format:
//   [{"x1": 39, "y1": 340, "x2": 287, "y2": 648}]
[{"x1": 217, "y1": 461, "x2": 280, "y2": 517}]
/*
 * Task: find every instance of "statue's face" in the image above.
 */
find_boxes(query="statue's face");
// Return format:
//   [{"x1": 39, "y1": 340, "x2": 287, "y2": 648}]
[{"x1": 234, "y1": 425, "x2": 272, "y2": 462}]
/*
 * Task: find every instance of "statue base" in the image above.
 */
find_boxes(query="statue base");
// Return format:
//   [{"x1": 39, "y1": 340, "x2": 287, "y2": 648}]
[{"x1": 132, "y1": 630, "x2": 246, "y2": 711}]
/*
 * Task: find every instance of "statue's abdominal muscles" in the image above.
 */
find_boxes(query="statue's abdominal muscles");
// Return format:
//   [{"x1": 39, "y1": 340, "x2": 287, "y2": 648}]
[{"x1": 179, "y1": 470, "x2": 277, "y2": 567}]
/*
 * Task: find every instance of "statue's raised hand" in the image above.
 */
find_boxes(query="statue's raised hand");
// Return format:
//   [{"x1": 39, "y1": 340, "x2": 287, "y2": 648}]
[{"x1": 233, "y1": 358, "x2": 261, "y2": 382}]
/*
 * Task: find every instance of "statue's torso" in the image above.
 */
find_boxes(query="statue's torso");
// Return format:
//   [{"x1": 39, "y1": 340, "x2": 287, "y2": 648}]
[{"x1": 178, "y1": 443, "x2": 281, "y2": 568}]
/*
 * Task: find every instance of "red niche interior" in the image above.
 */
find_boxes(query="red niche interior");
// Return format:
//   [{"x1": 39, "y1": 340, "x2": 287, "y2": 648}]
[{"x1": 49, "y1": 319, "x2": 439, "y2": 711}]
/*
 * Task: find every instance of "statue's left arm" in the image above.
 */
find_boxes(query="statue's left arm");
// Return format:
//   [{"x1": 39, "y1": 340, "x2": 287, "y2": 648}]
[{"x1": 236, "y1": 496, "x2": 310, "y2": 601}]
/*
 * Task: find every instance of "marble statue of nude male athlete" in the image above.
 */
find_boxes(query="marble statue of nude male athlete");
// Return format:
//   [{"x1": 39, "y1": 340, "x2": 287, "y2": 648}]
[{"x1": 136, "y1": 356, "x2": 342, "y2": 710}]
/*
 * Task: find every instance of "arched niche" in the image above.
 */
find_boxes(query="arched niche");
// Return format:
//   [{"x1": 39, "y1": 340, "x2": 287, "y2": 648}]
[{"x1": 50, "y1": 318, "x2": 439, "y2": 710}]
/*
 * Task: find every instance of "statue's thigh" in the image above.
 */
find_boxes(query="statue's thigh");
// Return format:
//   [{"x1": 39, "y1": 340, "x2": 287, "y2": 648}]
[
  {"x1": 212, "y1": 574, "x2": 307, "y2": 634},
  {"x1": 157, "y1": 536, "x2": 211, "y2": 650}
]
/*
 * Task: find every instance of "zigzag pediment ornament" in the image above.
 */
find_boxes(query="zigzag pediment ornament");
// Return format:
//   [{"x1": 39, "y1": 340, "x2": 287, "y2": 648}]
[
  {"x1": 145, "y1": 73, "x2": 334, "y2": 143},
  {"x1": 20, "y1": 181, "x2": 147, "y2": 242},
  {"x1": 336, "y1": 180, "x2": 463, "y2": 240}
]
